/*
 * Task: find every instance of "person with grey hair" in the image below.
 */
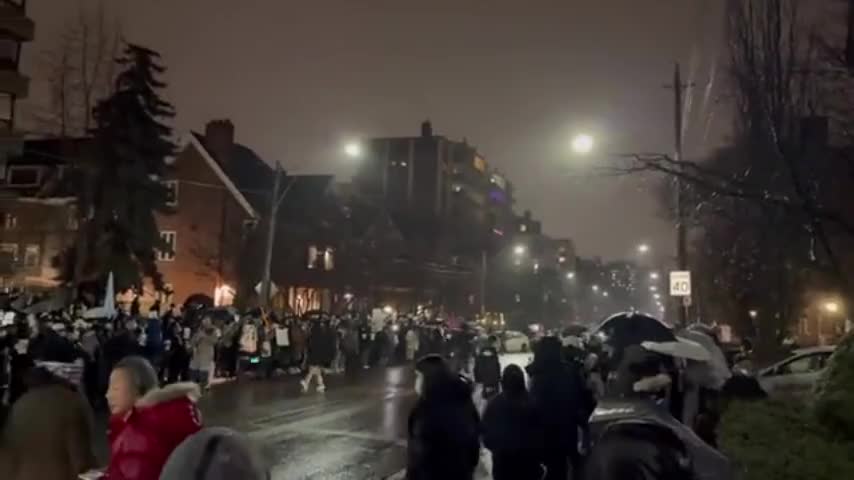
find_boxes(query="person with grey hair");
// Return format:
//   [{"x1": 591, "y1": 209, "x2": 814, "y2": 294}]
[
  {"x1": 160, "y1": 427, "x2": 270, "y2": 480},
  {"x1": 105, "y1": 355, "x2": 202, "y2": 480}
]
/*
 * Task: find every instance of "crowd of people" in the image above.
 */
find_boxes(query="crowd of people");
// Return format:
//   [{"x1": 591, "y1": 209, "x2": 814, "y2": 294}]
[
  {"x1": 0, "y1": 296, "x2": 739, "y2": 480},
  {"x1": 409, "y1": 322, "x2": 738, "y2": 480}
]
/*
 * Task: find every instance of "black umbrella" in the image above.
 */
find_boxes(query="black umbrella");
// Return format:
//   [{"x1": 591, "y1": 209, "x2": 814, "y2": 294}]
[
  {"x1": 591, "y1": 312, "x2": 676, "y2": 366},
  {"x1": 183, "y1": 293, "x2": 214, "y2": 310}
]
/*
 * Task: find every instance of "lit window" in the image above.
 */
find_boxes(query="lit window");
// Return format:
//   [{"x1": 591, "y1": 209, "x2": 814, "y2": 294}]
[
  {"x1": 3, "y1": 213, "x2": 16, "y2": 230},
  {"x1": 158, "y1": 231, "x2": 176, "y2": 261},
  {"x1": 307, "y1": 245, "x2": 318, "y2": 269},
  {"x1": 164, "y1": 180, "x2": 179, "y2": 207},
  {"x1": 308, "y1": 245, "x2": 334, "y2": 271},
  {"x1": 0, "y1": 243, "x2": 18, "y2": 261},
  {"x1": 323, "y1": 248, "x2": 334, "y2": 271},
  {"x1": 520, "y1": 224, "x2": 527, "y2": 233},
  {"x1": 23, "y1": 244, "x2": 39, "y2": 268}
]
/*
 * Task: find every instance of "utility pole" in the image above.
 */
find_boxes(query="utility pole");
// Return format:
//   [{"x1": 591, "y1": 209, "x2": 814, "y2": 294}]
[
  {"x1": 667, "y1": 62, "x2": 691, "y2": 326},
  {"x1": 260, "y1": 163, "x2": 283, "y2": 309}
]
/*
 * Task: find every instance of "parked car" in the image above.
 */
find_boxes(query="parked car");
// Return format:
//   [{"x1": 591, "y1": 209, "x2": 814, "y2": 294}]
[
  {"x1": 757, "y1": 345, "x2": 836, "y2": 396},
  {"x1": 503, "y1": 330, "x2": 530, "y2": 353}
]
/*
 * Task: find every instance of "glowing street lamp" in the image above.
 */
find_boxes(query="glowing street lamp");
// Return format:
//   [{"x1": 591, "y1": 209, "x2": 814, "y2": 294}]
[
  {"x1": 748, "y1": 309, "x2": 759, "y2": 319},
  {"x1": 513, "y1": 244, "x2": 526, "y2": 256},
  {"x1": 653, "y1": 293, "x2": 661, "y2": 300},
  {"x1": 824, "y1": 301, "x2": 841, "y2": 314},
  {"x1": 650, "y1": 285, "x2": 658, "y2": 292},
  {"x1": 566, "y1": 271, "x2": 576, "y2": 280},
  {"x1": 637, "y1": 244, "x2": 651, "y2": 254},
  {"x1": 592, "y1": 285, "x2": 600, "y2": 292},
  {"x1": 602, "y1": 291, "x2": 609, "y2": 297},
  {"x1": 650, "y1": 272, "x2": 660, "y2": 280},
  {"x1": 344, "y1": 141, "x2": 362, "y2": 158},
  {"x1": 571, "y1": 133, "x2": 595, "y2": 154}
]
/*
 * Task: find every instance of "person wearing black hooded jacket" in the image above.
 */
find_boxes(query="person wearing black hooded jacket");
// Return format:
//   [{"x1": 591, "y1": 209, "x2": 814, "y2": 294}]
[
  {"x1": 526, "y1": 336, "x2": 595, "y2": 480},
  {"x1": 474, "y1": 336, "x2": 501, "y2": 399},
  {"x1": 407, "y1": 354, "x2": 480, "y2": 480},
  {"x1": 482, "y1": 364, "x2": 545, "y2": 480}
]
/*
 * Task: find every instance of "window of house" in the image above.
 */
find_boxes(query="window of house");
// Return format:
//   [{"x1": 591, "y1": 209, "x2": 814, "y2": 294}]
[
  {"x1": 158, "y1": 231, "x2": 176, "y2": 261},
  {"x1": 3, "y1": 213, "x2": 16, "y2": 230},
  {"x1": 6, "y1": 166, "x2": 41, "y2": 187},
  {"x1": 0, "y1": 93, "x2": 12, "y2": 130},
  {"x1": 164, "y1": 180, "x2": 178, "y2": 207},
  {"x1": 23, "y1": 244, "x2": 39, "y2": 268},
  {"x1": 67, "y1": 205, "x2": 79, "y2": 231},
  {"x1": 0, "y1": 243, "x2": 18, "y2": 261},
  {"x1": 307, "y1": 245, "x2": 334, "y2": 271},
  {"x1": 0, "y1": 38, "x2": 19, "y2": 69}
]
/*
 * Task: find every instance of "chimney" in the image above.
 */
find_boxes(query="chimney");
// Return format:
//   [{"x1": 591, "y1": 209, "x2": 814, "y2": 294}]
[
  {"x1": 204, "y1": 119, "x2": 235, "y2": 166},
  {"x1": 421, "y1": 120, "x2": 433, "y2": 138}
]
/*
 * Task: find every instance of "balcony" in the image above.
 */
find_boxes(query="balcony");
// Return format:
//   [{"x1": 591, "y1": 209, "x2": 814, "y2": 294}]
[
  {"x1": 0, "y1": 3, "x2": 34, "y2": 42},
  {"x1": 0, "y1": 68, "x2": 27, "y2": 97}
]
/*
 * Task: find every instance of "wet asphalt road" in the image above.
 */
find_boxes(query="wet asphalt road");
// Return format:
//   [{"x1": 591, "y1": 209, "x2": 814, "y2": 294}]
[
  {"x1": 198, "y1": 353, "x2": 533, "y2": 479},
  {"x1": 200, "y1": 367, "x2": 416, "y2": 479}
]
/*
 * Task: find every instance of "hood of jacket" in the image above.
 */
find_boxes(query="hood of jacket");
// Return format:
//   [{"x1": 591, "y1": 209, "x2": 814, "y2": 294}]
[{"x1": 136, "y1": 382, "x2": 201, "y2": 408}]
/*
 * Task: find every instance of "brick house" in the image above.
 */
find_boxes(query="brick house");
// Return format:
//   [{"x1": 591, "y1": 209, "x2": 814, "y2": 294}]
[
  {"x1": 155, "y1": 123, "x2": 260, "y2": 305},
  {"x1": 0, "y1": 121, "x2": 264, "y2": 304}
]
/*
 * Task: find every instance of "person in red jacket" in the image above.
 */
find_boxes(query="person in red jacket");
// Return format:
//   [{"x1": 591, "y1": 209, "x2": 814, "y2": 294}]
[{"x1": 105, "y1": 355, "x2": 202, "y2": 480}]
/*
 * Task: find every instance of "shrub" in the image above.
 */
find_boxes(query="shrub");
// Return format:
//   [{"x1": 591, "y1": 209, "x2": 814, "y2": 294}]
[
  {"x1": 813, "y1": 332, "x2": 854, "y2": 440},
  {"x1": 720, "y1": 400, "x2": 854, "y2": 480}
]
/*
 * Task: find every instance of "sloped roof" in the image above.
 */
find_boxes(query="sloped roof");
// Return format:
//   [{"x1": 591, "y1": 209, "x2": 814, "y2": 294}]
[
  {"x1": 191, "y1": 132, "x2": 273, "y2": 213},
  {"x1": 184, "y1": 134, "x2": 258, "y2": 219}
]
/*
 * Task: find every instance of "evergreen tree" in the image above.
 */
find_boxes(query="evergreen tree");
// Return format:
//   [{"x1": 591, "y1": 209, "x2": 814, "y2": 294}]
[{"x1": 74, "y1": 42, "x2": 176, "y2": 292}]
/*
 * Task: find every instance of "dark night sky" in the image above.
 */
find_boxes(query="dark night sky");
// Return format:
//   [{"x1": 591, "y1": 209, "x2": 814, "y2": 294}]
[{"x1": 24, "y1": 0, "x2": 730, "y2": 261}]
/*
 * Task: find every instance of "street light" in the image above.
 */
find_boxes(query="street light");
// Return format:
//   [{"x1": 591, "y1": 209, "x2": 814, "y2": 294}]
[
  {"x1": 344, "y1": 141, "x2": 362, "y2": 158},
  {"x1": 824, "y1": 301, "x2": 840, "y2": 314},
  {"x1": 748, "y1": 309, "x2": 759, "y2": 319},
  {"x1": 513, "y1": 244, "x2": 526, "y2": 256},
  {"x1": 637, "y1": 244, "x2": 650, "y2": 254},
  {"x1": 650, "y1": 272, "x2": 660, "y2": 280},
  {"x1": 650, "y1": 285, "x2": 658, "y2": 292},
  {"x1": 571, "y1": 133, "x2": 594, "y2": 154},
  {"x1": 653, "y1": 293, "x2": 661, "y2": 300},
  {"x1": 566, "y1": 271, "x2": 576, "y2": 280},
  {"x1": 592, "y1": 285, "x2": 600, "y2": 292},
  {"x1": 602, "y1": 291, "x2": 609, "y2": 297}
]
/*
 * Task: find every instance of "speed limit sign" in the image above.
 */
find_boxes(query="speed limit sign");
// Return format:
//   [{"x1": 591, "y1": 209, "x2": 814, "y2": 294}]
[{"x1": 669, "y1": 271, "x2": 691, "y2": 296}]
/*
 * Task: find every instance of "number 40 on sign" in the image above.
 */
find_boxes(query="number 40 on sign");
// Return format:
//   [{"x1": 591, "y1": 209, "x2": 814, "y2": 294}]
[{"x1": 669, "y1": 271, "x2": 691, "y2": 297}]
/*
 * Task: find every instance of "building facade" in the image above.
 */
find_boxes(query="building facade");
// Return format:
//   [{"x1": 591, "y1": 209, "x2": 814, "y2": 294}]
[{"x1": 0, "y1": 0, "x2": 32, "y2": 134}]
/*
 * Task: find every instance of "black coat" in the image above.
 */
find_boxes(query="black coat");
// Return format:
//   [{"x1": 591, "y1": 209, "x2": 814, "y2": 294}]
[
  {"x1": 526, "y1": 360, "x2": 594, "y2": 452},
  {"x1": 482, "y1": 392, "x2": 544, "y2": 456},
  {"x1": 407, "y1": 377, "x2": 480, "y2": 480},
  {"x1": 307, "y1": 326, "x2": 336, "y2": 366},
  {"x1": 474, "y1": 347, "x2": 501, "y2": 386}
]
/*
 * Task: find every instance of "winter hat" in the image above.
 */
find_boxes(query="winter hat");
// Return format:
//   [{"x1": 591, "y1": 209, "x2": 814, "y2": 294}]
[
  {"x1": 114, "y1": 355, "x2": 159, "y2": 397},
  {"x1": 415, "y1": 354, "x2": 454, "y2": 395},
  {"x1": 159, "y1": 427, "x2": 269, "y2": 480},
  {"x1": 34, "y1": 360, "x2": 84, "y2": 387}
]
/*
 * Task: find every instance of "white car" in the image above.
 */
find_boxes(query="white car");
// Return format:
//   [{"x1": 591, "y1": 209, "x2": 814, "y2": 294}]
[
  {"x1": 503, "y1": 330, "x2": 531, "y2": 353},
  {"x1": 757, "y1": 346, "x2": 836, "y2": 396}
]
